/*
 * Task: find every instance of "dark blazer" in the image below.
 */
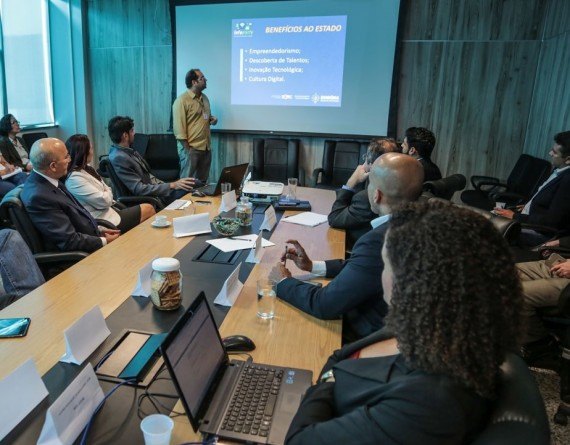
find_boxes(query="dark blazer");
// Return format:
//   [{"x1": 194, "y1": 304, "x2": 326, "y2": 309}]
[
  {"x1": 328, "y1": 188, "x2": 376, "y2": 248},
  {"x1": 514, "y1": 167, "x2": 570, "y2": 234},
  {"x1": 277, "y1": 223, "x2": 389, "y2": 343},
  {"x1": 419, "y1": 157, "x2": 442, "y2": 182},
  {"x1": 21, "y1": 171, "x2": 102, "y2": 252},
  {"x1": 286, "y1": 329, "x2": 489, "y2": 445},
  {"x1": 108, "y1": 144, "x2": 171, "y2": 198},
  {"x1": 0, "y1": 136, "x2": 29, "y2": 169}
]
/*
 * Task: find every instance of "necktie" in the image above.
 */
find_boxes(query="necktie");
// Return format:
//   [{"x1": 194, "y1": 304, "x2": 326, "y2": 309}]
[{"x1": 58, "y1": 182, "x2": 100, "y2": 234}]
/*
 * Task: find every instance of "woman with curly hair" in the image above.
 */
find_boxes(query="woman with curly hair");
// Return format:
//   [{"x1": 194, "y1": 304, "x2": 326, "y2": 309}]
[{"x1": 285, "y1": 201, "x2": 523, "y2": 444}]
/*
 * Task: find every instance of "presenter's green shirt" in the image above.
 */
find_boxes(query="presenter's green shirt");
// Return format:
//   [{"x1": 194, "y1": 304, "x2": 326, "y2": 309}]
[{"x1": 172, "y1": 89, "x2": 211, "y2": 151}]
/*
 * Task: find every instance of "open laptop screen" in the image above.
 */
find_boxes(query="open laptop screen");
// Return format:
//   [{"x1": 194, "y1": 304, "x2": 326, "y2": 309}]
[{"x1": 162, "y1": 297, "x2": 226, "y2": 421}]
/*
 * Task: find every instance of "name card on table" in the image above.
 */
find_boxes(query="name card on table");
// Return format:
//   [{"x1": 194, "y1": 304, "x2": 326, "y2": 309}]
[
  {"x1": 131, "y1": 259, "x2": 154, "y2": 297},
  {"x1": 259, "y1": 205, "x2": 277, "y2": 231},
  {"x1": 60, "y1": 306, "x2": 111, "y2": 365},
  {"x1": 281, "y1": 212, "x2": 328, "y2": 227},
  {"x1": 214, "y1": 264, "x2": 243, "y2": 307},
  {"x1": 37, "y1": 364, "x2": 104, "y2": 445},
  {"x1": 219, "y1": 189, "x2": 237, "y2": 213},
  {"x1": 164, "y1": 199, "x2": 192, "y2": 210},
  {"x1": 0, "y1": 359, "x2": 49, "y2": 441},
  {"x1": 173, "y1": 213, "x2": 212, "y2": 238},
  {"x1": 246, "y1": 231, "x2": 265, "y2": 264},
  {"x1": 206, "y1": 234, "x2": 274, "y2": 253}
]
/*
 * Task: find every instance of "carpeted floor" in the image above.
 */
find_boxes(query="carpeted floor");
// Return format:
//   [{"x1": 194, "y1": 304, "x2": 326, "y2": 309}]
[{"x1": 531, "y1": 367, "x2": 569, "y2": 444}]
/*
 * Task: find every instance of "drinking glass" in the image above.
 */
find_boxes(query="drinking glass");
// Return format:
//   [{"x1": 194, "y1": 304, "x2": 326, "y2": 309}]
[
  {"x1": 221, "y1": 182, "x2": 231, "y2": 194},
  {"x1": 257, "y1": 278, "x2": 276, "y2": 319},
  {"x1": 286, "y1": 178, "x2": 298, "y2": 200}
]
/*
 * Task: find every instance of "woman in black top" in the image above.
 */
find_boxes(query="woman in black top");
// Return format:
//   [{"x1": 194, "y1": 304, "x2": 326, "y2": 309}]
[
  {"x1": 0, "y1": 114, "x2": 32, "y2": 171},
  {"x1": 286, "y1": 201, "x2": 522, "y2": 444}
]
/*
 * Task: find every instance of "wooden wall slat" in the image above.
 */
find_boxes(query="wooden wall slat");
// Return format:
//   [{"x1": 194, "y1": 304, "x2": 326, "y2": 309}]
[
  {"x1": 87, "y1": 0, "x2": 144, "y2": 49},
  {"x1": 543, "y1": 0, "x2": 570, "y2": 38}
]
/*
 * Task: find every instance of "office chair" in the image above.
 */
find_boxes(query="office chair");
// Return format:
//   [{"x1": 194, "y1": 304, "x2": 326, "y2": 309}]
[
  {"x1": 311, "y1": 140, "x2": 368, "y2": 189},
  {"x1": 98, "y1": 156, "x2": 164, "y2": 210},
  {"x1": 252, "y1": 138, "x2": 303, "y2": 184},
  {"x1": 133, "y1": 133, "x2": 180, "y2": 182},
  {"x1": 423, "y1": 174, "x2": 467, "y2": 200},
  {"x1": 20, "y1": 131, "x2": 48, "y2": 149},
  {"x1": 460, "y1": 154, "x2": 551, "y2": 211}
]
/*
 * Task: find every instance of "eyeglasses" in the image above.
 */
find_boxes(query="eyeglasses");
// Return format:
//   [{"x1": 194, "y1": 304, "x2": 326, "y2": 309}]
[{"x1": 10, "y1": 120, "x2": 19, "y2": 125}]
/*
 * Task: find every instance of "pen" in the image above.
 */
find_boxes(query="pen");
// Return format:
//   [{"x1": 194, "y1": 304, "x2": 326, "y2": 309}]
[
  {"x1": 195, "y1": 200, "x2": 212, "y2": 204},
  {"x1": 284, "y1": 245, "x2": 288, "y2": 267}
]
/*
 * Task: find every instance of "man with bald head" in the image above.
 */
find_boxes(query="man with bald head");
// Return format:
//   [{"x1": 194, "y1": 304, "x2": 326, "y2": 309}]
[
  {"x1": 272, "y1": 153, "x2": 424, "y2": 343},
  {"x1": 21, "y1": 138, "x2": 120, "y2": 252}
]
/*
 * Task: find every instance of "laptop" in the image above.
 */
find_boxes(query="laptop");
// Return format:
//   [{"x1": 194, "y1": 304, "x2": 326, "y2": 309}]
[
  {"x1": 197, "y1": 163, "x2": 249, "y2": 196},
  {"x1": 160, "y1": 293, "x2": 313, "y2": 444}
]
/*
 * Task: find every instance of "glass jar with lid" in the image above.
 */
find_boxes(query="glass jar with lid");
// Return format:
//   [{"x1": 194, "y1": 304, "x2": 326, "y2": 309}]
[
  {"x1": 150, "y1": 258, "x2": 182, "y2": 310},
  {"x1": 236, "y1": 196, "x2": 253, "y2": 227}
]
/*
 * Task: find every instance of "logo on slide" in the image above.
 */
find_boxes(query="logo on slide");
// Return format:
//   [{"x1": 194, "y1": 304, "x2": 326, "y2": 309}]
[
  {"x1": 234, "y1": 22, "x2": 254, "y2": 38},
  {"x1": 311, "y1": 93, "x2": 320, "y2": 104}
]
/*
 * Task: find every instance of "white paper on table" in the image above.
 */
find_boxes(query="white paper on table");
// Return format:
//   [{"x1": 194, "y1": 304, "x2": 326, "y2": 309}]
[
  {"x1": 164, "y1": 199, "x2": 192, "y2": 210},
  {"x1": 131, "y1": 259, "x2": 154, "y2": 297},
  {"x1": 37, "y1": 364, "x2": 104, "y2": 445},
  {"x1": 259, "y1": 205, "x2": 277, "y2": 231},
  {"x1": 219, "y1": 189, "x2": 237, "y2": 212},
  {"x1": 246, "y1": 231, "x2": 265, "y2": 264},
  {"x1": 60, "y1": 306, "x2": 111, "y2": 365},
  {"x1": 214, "y1": 264, "x2": 243, "y2": 307},
  {"x1": 1, "y1": 166, "x2": 23, "y2": 180},
  {"x1": 281, "y1": 212, "x2": 328, "y2": 227},
  {"x1": 173, "y1": 213, "x2": 212, "y2": 238},
  {"x1": 206, "y1": 234, "x2": 275, "y2": 253},
  {"x1": 0, "y1": 359, "x2": 49, "y2": 441}
]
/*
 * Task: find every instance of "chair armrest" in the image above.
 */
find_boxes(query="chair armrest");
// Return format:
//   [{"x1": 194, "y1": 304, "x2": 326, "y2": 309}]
[
  {"x1": 520, "y1": 223, "x2": 561, "y2": 237},
  {"x1": 489, "y1": 191, "x2": 526, "y2": 206},
  {"x1": 476, "y1": 180, "x2": 508, "y2": 195},
  {"x1": 117, "y1": 196, "x2": 164, "y2": 210},
  {"x1": 471, "y1": 175, "x2": 499, "y2": 189},
  {"x1": 311, "y1": 168, "x2": 324, "y2": 187},
  {"x1": 96, "y1": 219, "x2": 119, "y2": 230},
  {"x1": 34, "y1": 251, "x2": 89, "y2": 264}
]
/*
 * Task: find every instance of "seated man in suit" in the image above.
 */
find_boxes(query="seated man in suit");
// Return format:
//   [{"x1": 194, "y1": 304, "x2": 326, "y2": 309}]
[
  {"x1": 21, "y1": 138, "x2": 120, "y2": 252},
  {"x1": 108, "y1": 116, "x2": 195, "y2": 206},
  {"x1": 402, "y1": 126, "x2": 442, "y2": 181},
  {"x1": 271, "y1": 153, "x2": 424, "y2": 343},
  {"x1": 494, "y1": 131, "x2": 570, "y2": 246},
  {"x1": 327, "y1": 138, "x2": 399, "y2": 248}
]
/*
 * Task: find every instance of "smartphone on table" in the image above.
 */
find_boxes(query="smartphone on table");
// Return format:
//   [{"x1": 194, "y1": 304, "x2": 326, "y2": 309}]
[{"x1": 0, "y1": 317, "x2": 31, "y2": 338}]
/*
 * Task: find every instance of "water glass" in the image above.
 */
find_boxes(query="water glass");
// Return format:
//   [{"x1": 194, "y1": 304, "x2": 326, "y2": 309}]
[
  {"x1": 221, "y1": 182, "x2": 231, "y2": 194},
  {"x1": 140, "y1": 414, "x2": 174, "y2": 445},
  {"x1": 257, "y1": 278, "x2": 276, "y2": 319},
  {"x1": 287, "y1": 178, "x2": 298, "y2": 200}
]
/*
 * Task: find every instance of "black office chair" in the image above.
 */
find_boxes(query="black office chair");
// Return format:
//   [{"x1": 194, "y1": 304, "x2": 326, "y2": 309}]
[
  {"x1": 20, "y1": 131, "x2": 48, "y2": 149},
  {"x1": 423, "y1": 174, "x2": 467, "y2": 200},
  {"x1": 0, "y1": 186, "x2": 89, "y2": 277},
  {"x1": 311, "y1": 140, "x2": 368, "y2": 189},
  {"x1": 252, "y1": 138, "x2": 303, "y2": 184},
  {"x1": 461, "y1": 154, "x2": 551, "y2": 211},
  {"x1": 472, "y1": 353, "x2": 550, "y2": 444},
  {"x1": 133, "y1": 133, "x2": 180, "y2": 182},
  {"x1": 97, "y1": 156, "x2": 164, "y2": 210}
]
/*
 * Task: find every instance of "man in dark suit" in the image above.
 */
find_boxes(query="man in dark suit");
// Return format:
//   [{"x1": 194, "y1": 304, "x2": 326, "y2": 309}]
[
  {"x1": 108, "y1": 116, "x2": 196, "y2": 206},
  {"x1": 21, "y1": 138, "x2": 120, "y2": 252},
  {"x1": 494, "y1": 131, "x2": 570, "y2": 245},
  {"x1": 402, "y1": 126, "x2": 442, "y2": 181},
  {"x1": 327, "y1": 138, "x2": 399, "y2": 248},
  {"x1": 271, "y1": 153, "x2": 424, "y2": 343}
]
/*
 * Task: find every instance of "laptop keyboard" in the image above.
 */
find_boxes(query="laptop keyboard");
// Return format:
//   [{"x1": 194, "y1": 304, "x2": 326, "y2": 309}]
[{"x1": 221, "y1": 364, "x2": 284, "y2": 437}]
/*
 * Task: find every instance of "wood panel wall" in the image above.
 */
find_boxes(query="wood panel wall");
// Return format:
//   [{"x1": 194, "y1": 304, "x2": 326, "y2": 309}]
[{"x1": 85, "y1": 0, "x2": 568, "y2": 186}]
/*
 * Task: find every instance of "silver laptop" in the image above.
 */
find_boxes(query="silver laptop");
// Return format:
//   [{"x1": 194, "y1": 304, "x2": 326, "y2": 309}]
[{"x1": 160, "y1": 293, "x2": 312, "y2": 444}]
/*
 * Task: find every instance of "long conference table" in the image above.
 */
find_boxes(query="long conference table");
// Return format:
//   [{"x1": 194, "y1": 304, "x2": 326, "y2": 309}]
[{"x1": 0, "y1": 187, "x2": 344, "y2": 443}]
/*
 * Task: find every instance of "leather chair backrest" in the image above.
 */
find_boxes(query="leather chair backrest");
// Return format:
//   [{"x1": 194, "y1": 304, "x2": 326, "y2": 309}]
[
  {"x1": 0, "y1": 186, "x2": 46, "y2": 254},
  {"x1": 252, "y1": 138, "x2": 299, "y2": 183},
  {"x1": 136, "y1": 134, "x2": 180, "y2": 182},
  {"x1": 21, "y1": 132, "x2": 48, "y2": 150},
  {"x1": 506, "y1": 154, "x2": 551, "y2": 198},
  {"x1": 321, "y1": 140, "x2": 367, "y2": 187},
  {"x1": 423, "y1": 174, "x2": 467, "y2": 200},
  {"x1": 472, "y1": 353, "x2": 550, "y2": 444},
  {"x1": 98, "y1": 156, "x2": 133, "y2": 198}
]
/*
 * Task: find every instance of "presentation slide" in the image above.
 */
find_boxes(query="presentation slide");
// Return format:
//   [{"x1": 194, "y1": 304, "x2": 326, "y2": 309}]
[
  {"x1": 174, "y1": 0, "x2": 401, "y2": 137},
  {"x1": 231, "y1": 16, "x2": 347, "y2": 107}
]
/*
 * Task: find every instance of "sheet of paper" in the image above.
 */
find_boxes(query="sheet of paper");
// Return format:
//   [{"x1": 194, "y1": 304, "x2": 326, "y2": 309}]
[
  {"x1": 219, "y1": 189, "x2": 237, "y2": 212},
  {"x1": 245, "y1": 231, "x2": 265, "y2": 264},
  {"x1": 131, "y1": 259, "x2": 154, "y2": 297},
  {"x1": 37, "y1": 364, "x2": 104, "y2": 445},
  {"x1": 164, "y1": 199, "x2": 192, "y2": 210},
  {"x1": 206, "y1": 234, "x2": 275, "y2": 253},
  {"x1": 60, "y1": 306, "x2": 111, "y2": 365},
  {"x1": 214, "y1": 264, "x2": 244, "y2": 307},
  {"x1": 281, "y1": 211, "x2": 328, "y2": 227},
  {"x1": 173, "y1": 213, "x2": 212, "y2": 238},
  {"x1": 1, "y1": 166, "x2": 23, "y2": 180},
  {"x1": 259, "y1": 205, "x2": 277, "y2": 231},
  {"x1": 0, "y1": 359, "x2": 49, "y2": 441}
]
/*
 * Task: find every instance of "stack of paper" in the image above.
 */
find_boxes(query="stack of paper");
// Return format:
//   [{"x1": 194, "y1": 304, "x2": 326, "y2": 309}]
[
  {"x1": 206, "y1": 234, "x2": 275, "y2": 253},
  {"x1": 281, "y1": 212, "x2": 328, "y2": 227}
]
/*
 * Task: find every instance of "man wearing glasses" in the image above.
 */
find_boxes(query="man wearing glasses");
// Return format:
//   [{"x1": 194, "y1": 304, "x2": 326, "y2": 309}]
[{"x1": 173, "y1": 69, "x2": 218, "y2": 183}]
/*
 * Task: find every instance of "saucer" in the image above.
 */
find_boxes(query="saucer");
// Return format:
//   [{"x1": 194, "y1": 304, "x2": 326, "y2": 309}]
[{"x1": 151, "y1": 221, "x2": 171, "y2": 228}]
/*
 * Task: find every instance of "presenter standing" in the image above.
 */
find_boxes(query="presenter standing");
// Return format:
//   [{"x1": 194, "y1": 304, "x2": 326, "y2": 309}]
[{"x1": 173, "y1": 69, "x2": 218, "y2": 182}]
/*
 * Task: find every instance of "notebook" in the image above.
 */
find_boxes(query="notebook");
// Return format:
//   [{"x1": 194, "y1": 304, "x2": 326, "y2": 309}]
[
  {"x1": 160, "y1": 293, "x2": 312, "y2": 444},
  {"x1": 197, "y1": 163, "x2": 249, "y2": 196}
]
